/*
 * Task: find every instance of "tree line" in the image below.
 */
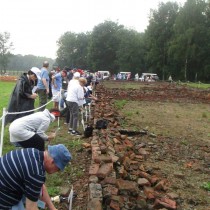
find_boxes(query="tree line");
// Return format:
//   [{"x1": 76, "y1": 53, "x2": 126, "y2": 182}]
[
  {"x1": 0, "y1": 32, "x2": 54, "y2": 74},
  {"x1": 1, "y1": 0, "x2": 210, "y2": 82},
  {"x1": 56, "y1": 0, "x2": 210, "y2": 82}
]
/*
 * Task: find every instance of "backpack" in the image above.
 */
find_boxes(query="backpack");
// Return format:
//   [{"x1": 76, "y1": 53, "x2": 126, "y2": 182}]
[
  {"x1": 84, "y1": 125, "x2": 94, "y2": 138},
  {"x1": 95, "y1": 119, "x2": 109, "y2": 129}
]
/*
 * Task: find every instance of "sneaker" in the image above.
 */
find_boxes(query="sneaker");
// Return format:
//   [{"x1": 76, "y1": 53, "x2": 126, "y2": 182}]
[
  {"x1": 71, "y1": 130, "x2": 82, "y2": 136},
  {"x1": 68, "y1": 128, "x2": 73, "y2": 133}
]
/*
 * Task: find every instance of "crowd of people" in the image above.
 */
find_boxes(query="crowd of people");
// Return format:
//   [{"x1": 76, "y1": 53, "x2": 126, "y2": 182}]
[{"x1": 1, "y1": 61, "x2": 100, "y2": 210}]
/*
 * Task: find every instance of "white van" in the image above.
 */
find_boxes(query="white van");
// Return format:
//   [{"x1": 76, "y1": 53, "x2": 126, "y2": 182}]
[
  {"x1": 119, "y1": 72, "x2": 131, "y2": 80},
  {"x1": 97, "y1": 71, "x2": 110, "y2": 80},
  {"x1": 139, "y1": 73, "x2": 159, "y2": 82}
]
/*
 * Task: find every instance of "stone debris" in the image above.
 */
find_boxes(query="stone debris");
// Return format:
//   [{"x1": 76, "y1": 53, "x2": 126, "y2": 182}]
[{"x1": 87, "y1": 84, "x2": 179, "y2": 210}]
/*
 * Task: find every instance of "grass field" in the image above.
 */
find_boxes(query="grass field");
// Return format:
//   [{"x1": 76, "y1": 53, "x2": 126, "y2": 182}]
[
  {"x1": 0, "y1": 81, "x2": 15, "y2": 115},
  {"x1": 0, "y1": 81, "x2": 56, "y2": 155}
]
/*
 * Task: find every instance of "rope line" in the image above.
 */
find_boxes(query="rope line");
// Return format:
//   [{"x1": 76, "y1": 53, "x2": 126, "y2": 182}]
[{"x1": 0, "y1": 91, "x2": 61, "y2": 121}]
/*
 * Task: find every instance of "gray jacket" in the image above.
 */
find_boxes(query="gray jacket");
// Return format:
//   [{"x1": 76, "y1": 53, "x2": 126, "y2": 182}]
[{"x1": 9, "y1": 109, "x2": 55, "y2": 143}]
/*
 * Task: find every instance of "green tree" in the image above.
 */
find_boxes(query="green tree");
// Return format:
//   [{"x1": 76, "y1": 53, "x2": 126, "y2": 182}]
[
  {"x1": 169, "y1": 0, "x2": 210, "y2": 81},
  {"x1": 87, "y1": 20, "x2": 124, "y2": 72},
  {"x1": 56, "y1": 32, "x2": 90, "y2": 69},
  {"x1": 0, "y1": 32, "x2": 13, "y2": 74},
  {"x1": 116, "y1": 29, "x2": 146, "y2": 75},
  {"x1": 8, "y1": 54, "x2": 54, "y2": 71},
  {"x1": 145, "y1": 2, "x2": 179, "y2": 80}
]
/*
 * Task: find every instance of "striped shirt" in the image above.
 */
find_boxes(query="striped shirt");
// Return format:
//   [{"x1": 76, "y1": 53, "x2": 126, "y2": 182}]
[{"x1": 0, "y1": 148, "x2": 45, "y2": 209}]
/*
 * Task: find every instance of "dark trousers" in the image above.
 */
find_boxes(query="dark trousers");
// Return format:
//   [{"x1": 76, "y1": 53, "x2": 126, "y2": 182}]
[
  {"x1": 37, "y1": 89, "x2": 48, "y2": 111},
  {"x1": 66, "y1": 101, "x2": 79, "y2": 131},
  {"x1": 18, "y1": 134, "x2": 45, "y2": 151}
]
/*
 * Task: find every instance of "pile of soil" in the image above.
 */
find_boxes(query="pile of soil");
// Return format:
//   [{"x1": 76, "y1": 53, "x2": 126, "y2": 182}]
[{"x1": 0, "y1": 75, "x2": 18, "y2": 81}]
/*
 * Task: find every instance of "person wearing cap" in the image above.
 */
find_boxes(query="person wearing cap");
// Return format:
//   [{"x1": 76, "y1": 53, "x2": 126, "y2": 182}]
[
  {"x1": 9, "y1": 109, "x2": 56, "y2": 151},
  {"x1": 5, "y1": 67, "x2": 41, "y2": 125},
  {"x1": 0, "y1": 144, "x2": 71, "y2": 210},
  {"x1": 37, "y1": 61, "x2": 50, "y2": 111}
]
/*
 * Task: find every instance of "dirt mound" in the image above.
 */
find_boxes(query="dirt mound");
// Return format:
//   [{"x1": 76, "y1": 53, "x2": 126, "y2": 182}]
[{"x1": 0, "y1": 75, "x2": 18, "y2": 81}]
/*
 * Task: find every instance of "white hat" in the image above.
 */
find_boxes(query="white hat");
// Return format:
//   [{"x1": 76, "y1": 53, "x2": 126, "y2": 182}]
[
  {"x1": 31, "y1": 67, "x2": 41, "y2": 80},
  {"x1": 73, "y1": 72, "x2": 80, "y2": 78}
]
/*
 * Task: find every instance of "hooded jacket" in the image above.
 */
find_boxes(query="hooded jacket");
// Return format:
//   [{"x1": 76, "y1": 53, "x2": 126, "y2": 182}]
[
  {"x1": 5, "y1": 73, "x2": 35, "y2": 125},
  {"x1": 9, "y1": 109, "x2": 55, "y2": 143}
]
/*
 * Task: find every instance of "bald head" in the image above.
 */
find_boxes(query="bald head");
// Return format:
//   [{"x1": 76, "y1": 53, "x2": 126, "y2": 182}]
[{"x1": 43, "y1": 61, "x2": 49, "y2": 68}]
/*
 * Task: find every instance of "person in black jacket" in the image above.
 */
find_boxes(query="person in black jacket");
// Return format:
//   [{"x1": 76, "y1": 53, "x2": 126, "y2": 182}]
[{"x1": 5, "y1": 67, "x2": 41, "y2": 125}]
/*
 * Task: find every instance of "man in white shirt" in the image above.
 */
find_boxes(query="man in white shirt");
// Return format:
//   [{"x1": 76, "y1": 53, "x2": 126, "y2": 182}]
[{"x1": 66, "y1": 73, "x2": 86, "y2": 136}]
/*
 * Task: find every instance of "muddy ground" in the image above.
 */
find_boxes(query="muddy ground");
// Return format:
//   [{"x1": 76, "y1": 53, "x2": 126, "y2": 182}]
[{"x1": 50, "y1": 81, "x2": 210, "y2": 210}]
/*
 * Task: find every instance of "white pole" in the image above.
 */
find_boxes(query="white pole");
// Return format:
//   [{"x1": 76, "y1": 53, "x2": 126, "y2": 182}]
[
  {"x1": 0, "y1": 108, "x2": 6, "y2": 157},
  {"x1": 81, "y1": 110, "x2": 85, "y2": 131},
  {"x1": 88, "y1": 103, "x2": 91, "y2": 116},
  {"x1": 58, "y1": 89, "x2": 62, "y2": 128},
  {"x1": 85, "y1": 106, "x2": 88, "y2": 122},
  {"x1": 68, "y1": 186, "x2": 74, "y2": 210}
]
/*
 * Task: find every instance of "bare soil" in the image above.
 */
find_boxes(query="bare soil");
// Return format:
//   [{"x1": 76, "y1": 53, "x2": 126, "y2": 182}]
[
  {"x1": 53, "y1": 81, "x2": 210, "y2": 210},
  {"x1": 0, "y1": 75, "x2": 18, "y2": 81},
  {"x1": 118, "y1": 100, "x2": 210, "y2": 210}
]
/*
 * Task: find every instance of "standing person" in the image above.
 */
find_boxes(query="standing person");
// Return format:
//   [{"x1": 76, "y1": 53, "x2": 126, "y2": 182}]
[
  {"x1": 9, "y1": 109, "x2": 56, "y2": 151},
  {"x1": 60, "y1": 71, "x2": 69, "y2": 110},
  {"x1": 59, "y1": 71, "x2": 70, "y2": 124},
  {"x1": 67, "y1": 68, "x2": 76, "y2": 81},
  {"x1": 37, "y1": 61, "x2": 50, "y2": 111},
  {"x1": 51, "y1": 70, "x2": 67, "y2": 109},
  {"x1": 66, "y1": 74, "x2": 86, "y2": 136},
  {"x1": 168, "y1": 75, "x2": 173, "y2": 83},
  {"x1": 5, "y1": 67, "x2": 41, "y2": 125},
  {"x1": 0, "y1": 144, "x2": 71, "y2": 210},
  {"x1": 48, "y1": 69, "x2": 55, "y2": 100}
]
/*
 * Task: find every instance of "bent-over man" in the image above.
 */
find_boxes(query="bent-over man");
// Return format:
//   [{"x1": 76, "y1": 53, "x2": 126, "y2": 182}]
[
  {"x1": 0, "y1": 144, "x2": 71, "y2": 210},
  {"x1": 9, "y1": 109, "x2": 56, "y2": 151}
]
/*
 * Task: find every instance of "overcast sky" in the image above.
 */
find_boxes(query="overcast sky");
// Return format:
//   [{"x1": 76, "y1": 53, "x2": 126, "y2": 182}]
[{"x1": 1, "y1": 0, "x2": 186, "y2": 59}]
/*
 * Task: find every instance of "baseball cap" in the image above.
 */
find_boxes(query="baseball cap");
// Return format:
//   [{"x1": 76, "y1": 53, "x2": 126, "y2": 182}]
[
  {"x1": 73, "y1": 72, "x2": 80, "y2": 78},
  {"x1": 31, "y1": 67, "x2": 41, "y2": 80},
  {"x1": 48, "y1": 144, "x2": 72, "y2": 171}
]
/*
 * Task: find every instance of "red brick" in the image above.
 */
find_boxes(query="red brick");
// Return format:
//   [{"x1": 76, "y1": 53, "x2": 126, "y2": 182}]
[
  {"x1": 94, "y1": 155, "x2": 113, "y2": 164},
  {"x1": 139, "y1": 171, "x2": 152, "y2": 181},
  {"x1": 89, "y1": 164, "x2": 100, "y2": 175},
  {"x1": 154, "y1": 179, "x2": 168, "y2": 191},
  {"x1": 116, "y1": 179, "x2": 138, "y2": 194},
  {"x1": 100, "y1": 177, "x2": 117, "y2": 185},
  {"x1": 153, "y1": 197, "x2": 177, "y2": 209},
  {"x1": 113, "y1": 137, "x2": 121, "y2": 144},
  {"x1": 143, "y1": 187, "x2": 155, "y2": 200},
  {"x1": 103, "y1": 185, "x2": 119, "y2": 196},
  {"x1": 122, "y1": 156, "x2": 131, "y2": 170},
  {"x1": 137, "y1": 178, "x2": 151, "y2": 187},
  {"x1": 87, "y1": 198, "x2": 102, "y2": 210},
  {"x1": 97, "y1": 163, "x2": 113, "y2": 179},
  {"x1": 123, "y1": 138, "x2": 134, "y2": 148},
  {"x1": 110, "y1": 200, "x2": 120, "y2": 210}
]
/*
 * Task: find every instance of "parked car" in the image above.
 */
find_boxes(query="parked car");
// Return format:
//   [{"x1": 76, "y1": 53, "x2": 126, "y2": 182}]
[
  {"x1": 139, "y1": 73, "x2": 159, "y2": 82},
  {"x1": 97, "y1": 71, "x2": 110, "y2": 80}
]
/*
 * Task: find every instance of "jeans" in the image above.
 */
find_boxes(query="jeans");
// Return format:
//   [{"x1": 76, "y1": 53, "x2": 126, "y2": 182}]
[{"x1": 12, "y1": 198, "x2": 25, "y2": 210}]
